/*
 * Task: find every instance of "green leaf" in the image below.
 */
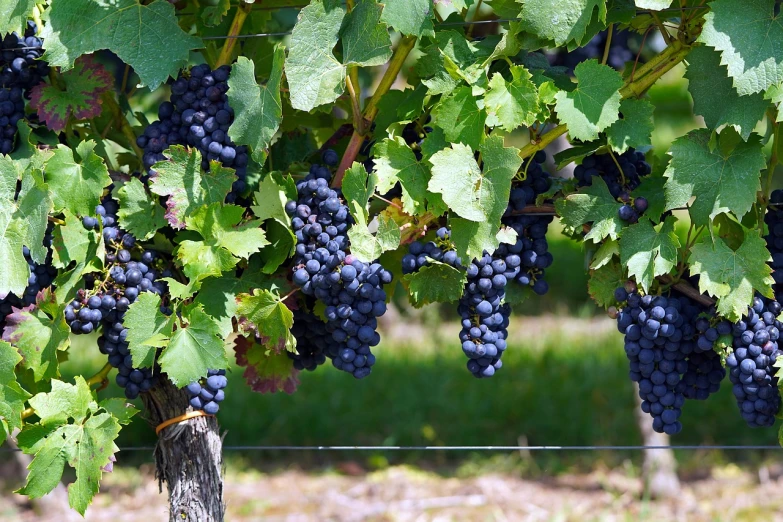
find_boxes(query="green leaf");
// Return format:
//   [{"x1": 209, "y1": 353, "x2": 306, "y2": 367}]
[
  {"x1": 236, "y1": 289, "x2": 294, "y2": 352},
  {"x1": 554, "y1": 60, "x2": 623, "y2": 142},
  {"x1": 178, "y1": 203, "x2": 269, "y2": 282},
  {"x1": 158, "y1": 306, "x2": 227, "y2": 387},
  {"x1": 343, "y1": 162, "x2": 377, "y2": 219},
  {"x1": 98, "y1": 398, "x2": 138, "y2": 425},
  {"x1": 590, "y1": 238, "x2": 619, "y2": 269},
  {"x1": 402, "y1": 261, "x2": 466, "y2": 307},
  {"x1": 606, "y1": 98, "x2": 654, "y2": 154},
  {"x1": 431, "y1": 86, "x2": 487, "y2": 149},
  {"x1": 113, "y1": 178, "x2": 166, "y2": 241},
  {"x1": 29, "y1": 56, "x2": 112, "y2": 132},
  {"x1": 0, "y1": 0, "x2": 37, "y2": 35},
  {"x1": 125, "y1": 293, "x2": 174, "y2": 369},
  {"x1": 619, "y1": 216, "x2": 680, "y2": 292},
  {"x1": 201, "y1": 0, "x2": 230, "y2": 26},
  {"x1": 3, "y1": 291, "x2": 70, "y2": 382},
  {"x1": 631, "y1": 173, "x2": 667, "y2": 224},
  {"x1": 45, "y1": 140, "x2": 111, "y2": 218},
  {"x1": 233, "y1": 335, "x2": 299, "y2": 394},
  {"x1": 227, "y1": 50, "x2": 284, "y2": 165},
  {"x1": 0, "y1": 341, "x2": 30, "y2": 442},
  {"x1": 372, "y1": 137, "x2": 432, "y2": 216},
  {"x1": 379, "y1": 0, "x2": 434, "y2": 36},
  {"x1": 149, "y1": 145, "x2": 234, "y2": 229},
  {"x1": 663, "y1": 128, "x2": 766, "y2": 226},
  {"x1": 41, "y1": 0, "x2": 202, "y2": 89},
  {"x1": 589, "y1": 259, "x2": 627, "y2": 307},
  {"x1": 18, "y1": 378, "x2": 120, "y2": 515},
  {"x1": 635, "y1": 0, "x2": 671, "y2": 8},
  {"x1": 429, "y1": 136, "x2": 520, "y2": 230},
  {"x1": 252, "y1": 172, "x2": 295, "y2": 226},
  {"x1": 285, "y1": 0, "x2": 346, "y2": 111},
  {"x1": 50, "y1": 213, "x2": 103, "y2": 304},
  {"x1": 555, "y1": 176, "x2": 624, "y2": 243},
  {"x1": 685, "y1": 46, "x2": 770, "y2": 140},
  {"x1": 0, "y1": 161, "x2": 51, "y2": 297},
  {"x1": 698, "y1": 0, "x2": 783, "y2": 95},
  {"x1": 347, "y1": 211, "x2": 401, "y2": 262},
  {"x1": 341, "y1": 0, "x2": 392, "y2": 66},
  {"x1": 194, "y1": 275, "x2": 254, "y2": 338},
  {"x1": 766, "y1": 83, "x2": 783, "y2": 120},
  {"x1": 520, "y1": 0, "x2": 607, "y2": 46},
  {"x1": 689, "y1": 229, "x2": 774, "y2": 321},
  {"x1": 484, "y1": 65, "x2": 539, "y2": 132}
]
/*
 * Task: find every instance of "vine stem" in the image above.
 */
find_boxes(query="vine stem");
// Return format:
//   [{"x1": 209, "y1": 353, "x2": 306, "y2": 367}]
[
  {"x1": 214, "y1": 2, "x2": 253, "y2": 69},
  {"x1": 332, "y1": 35, "x2": 418, "y2": 187},
  {"x1": 86, "y1": 362, "x2": 114, "y2": 387},
  {"x1": 601, "y1": 24, "x2": 614, "y2": 65},
  {"x1": 761, "y1": 109, "x2": 780, "y2": 232},
  {"x1": 21, "y1": 407, "x2": 34, "y2": 420},
  {"x1": 659, "y1": 275, "x2": 715, "y2": 308},
  {"x1": 345, "y1": 69, "x2": 363, "y2": 133}
]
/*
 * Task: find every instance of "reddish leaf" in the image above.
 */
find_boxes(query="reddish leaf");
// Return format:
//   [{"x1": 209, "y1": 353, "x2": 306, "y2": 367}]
[
  {"x1": 30, "y1": 56, "x2": 112, "y2": 132},
  {"x1": 233, "y1": 335, "x2": 299, "y2": 394}
]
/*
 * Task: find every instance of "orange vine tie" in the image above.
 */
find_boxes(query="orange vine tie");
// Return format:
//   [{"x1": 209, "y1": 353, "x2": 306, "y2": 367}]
[{"x1": 155, "y1": 410, "x2": 213, "y2": 435}]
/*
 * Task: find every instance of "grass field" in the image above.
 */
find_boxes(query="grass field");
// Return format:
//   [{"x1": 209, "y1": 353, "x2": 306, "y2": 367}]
[{"x1": 60, "y1": 312, "x2": 779, "y2": 475}]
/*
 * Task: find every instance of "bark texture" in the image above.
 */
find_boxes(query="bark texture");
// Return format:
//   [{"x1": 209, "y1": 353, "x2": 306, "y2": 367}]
[
  {"x1": 142, "y1": 377, "x2": 225, "y2": 522},
  {"x1": 633, "y1": 383, "x2": 680, "y2": 499}
]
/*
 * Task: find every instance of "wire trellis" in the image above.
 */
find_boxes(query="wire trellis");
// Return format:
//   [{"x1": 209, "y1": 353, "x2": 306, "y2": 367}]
[{"x1": 3, "y1": 444, "x2": 783, "y2": 453}]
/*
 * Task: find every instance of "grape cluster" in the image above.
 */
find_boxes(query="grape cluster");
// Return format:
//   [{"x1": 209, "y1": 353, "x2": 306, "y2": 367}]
[
  {"x1": 678, "y1": 314, "x2": 729, "y2": 401},
  {"x1": 286, "y1": 153, "x2": 392, "y2": 378},
  {"x1": 0, "y1": 22, "x2": 48, "y2": 155},
  {"x1": 0, "y1": 231, "x2": 57, "y2": 331},
  {"x1": 503, "y1": 151, "x2": 554, "y2": 295},
  {"x1": 402, "y1": 228, "x2": 510, "y2": 378},
  {"x1": 725, "y1": 296, "x2": 782, "y2": 427},
  {"x1": 574, "y1": 149, "x2": 651, "y2": 198},
  {"x1": 615, "y1": 288, "x2": 692, "y2": 434},
  {"x1": 765, "y1": 189, "x2": 783, "y2": 288},
  {"x1": 288, "y1": 309, "x2": 340, "y2": 371},
  {"x1": 186, "y1": 369, "x2": 227, "y2": 415},
  {"x1": 137, "y1": 64, "x2": 249, "y2": 201}
]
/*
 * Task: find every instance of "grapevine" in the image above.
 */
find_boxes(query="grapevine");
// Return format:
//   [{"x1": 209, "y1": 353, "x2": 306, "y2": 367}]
[{"x1": 0, "y1": 1, "x2": 779, "y2": 520}]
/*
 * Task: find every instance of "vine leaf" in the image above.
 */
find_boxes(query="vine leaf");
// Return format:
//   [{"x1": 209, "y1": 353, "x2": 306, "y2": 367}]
[
  {"x1": 520, "y1": 0, "x2": 606, "y2": 46},
  {"x1": 589, "y1": 259, "x2": 627, "y2": 307},
  {"x1": 149, "y1": 145, "x2": 234, "y2": 229},
  {"x1": 51, "y1": 213, "x2": 103, "y2": 304},
  {"x1": 285, "y1": 0, "x2": 346, "y2": 111},
  {"x1": 685, "y1": 46, "x2": 770, "y2": 141},
  {"x1": 0, "y1": 160, "x2": 51, "y2": 298},
  {"x1": 605, "y1": 98, "x2": 654, "y2": 154},
  {"x1": 433, "y1": 137, "x2": 521, "y2": 261},
  {"x1": 767, "y1": 83, "x2": 783, "y2": 120},
  {"x1": 431, "y1": 86, "x2": 487, "y2": 149},
  {"x1": 698, "y1": 0, "x2": 783, "y2": 95},
  {"x1": 348, "y1": 210, "x2": 401, "y2": 262},
  {"x1": 194, "y1": 275, "x2": 255, "y2": 338},
  {"x1": 41, "y1": 0, "x2": 202, "y2": 89},
  {"x1": 0, "y1": 0, "x2": 37, "y2": 34},
  {"x1": 0, "y1": 340, "x2": 30, "y2": 446},
  {"x1": 554, "y1": 60, "x2": 623, "y2": 142},
  {"x1": 402, "y1": 261, "x2": 466, "y2": 307},
  {"x1": 379, "y1": 0, "x2": 434, "y2": 36},
  {"x1": 664, "y1": 128, "x2": 766, "y2": 227},
  {"x1": 29, "y1": 56, "x2": 112, "y2": 132},
  {"x1": 236, "y1": 289, "x2": 295, "y2": 353},
  {"x1": 343, "y1": 162, "x2": 377, "y2": 219},
  {"x1": 689, "y1": 229, "x2": 774, "y2": 322},
  {"x1": 342, "y1": 0, "x2": 392, "y2": 66},
  {"x1": 252, "y1": 174, "x2": 297, "y2": 274},
  {"x1": 619, "y1": 216, "x2": 680, "y2": 292},
  {"x1": 16, "y1": 377, "x2": 122, "y2": 515},
  {"x1": 158, "y1": 305, "x2": 227, "y2": 387},
  {"x1": 233, "y1": 335, "x2": 299, "y2": 394},
  {"x1": 373, "y1": 137, "x2": 431, "y2": 216},
  {"x1": 2, "y1": 290, "x2": 70, "y2": 382},
  {"x1": 177, "y1": 203, "x2": 268, "y2": 283},
  {"x1": 227, "y1": 49, "x2": 284, "y2": 166},
  {"x1": 113, "y1": 178, "x2": 166, "y2": 241},
  {"x1": 634, "y1": 0, "x2": 672, "y2": 8},
  {"x1": 555, "y1": 176, "x2": 624, "y2": 243},
  {"x1": 484, "y1": 65, "x2": 539, "y2": 132},
  {"x1": 201, "y1": 0, "x2": 230, "y2": 26},
  {"x1": 46, "y1": 140, "x2": 111, "y2": 219},
  {"x1": 631, "y1": 174, "x2": 667, "y2": 224},
  {"x1": 125, "y1": 293, "x2": 174, "y2": 369}
]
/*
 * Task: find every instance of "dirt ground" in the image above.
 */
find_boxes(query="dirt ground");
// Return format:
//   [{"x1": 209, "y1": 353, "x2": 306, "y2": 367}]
[{"x1": 3, "y1": 463, "x2": 783, "y2": 522}]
